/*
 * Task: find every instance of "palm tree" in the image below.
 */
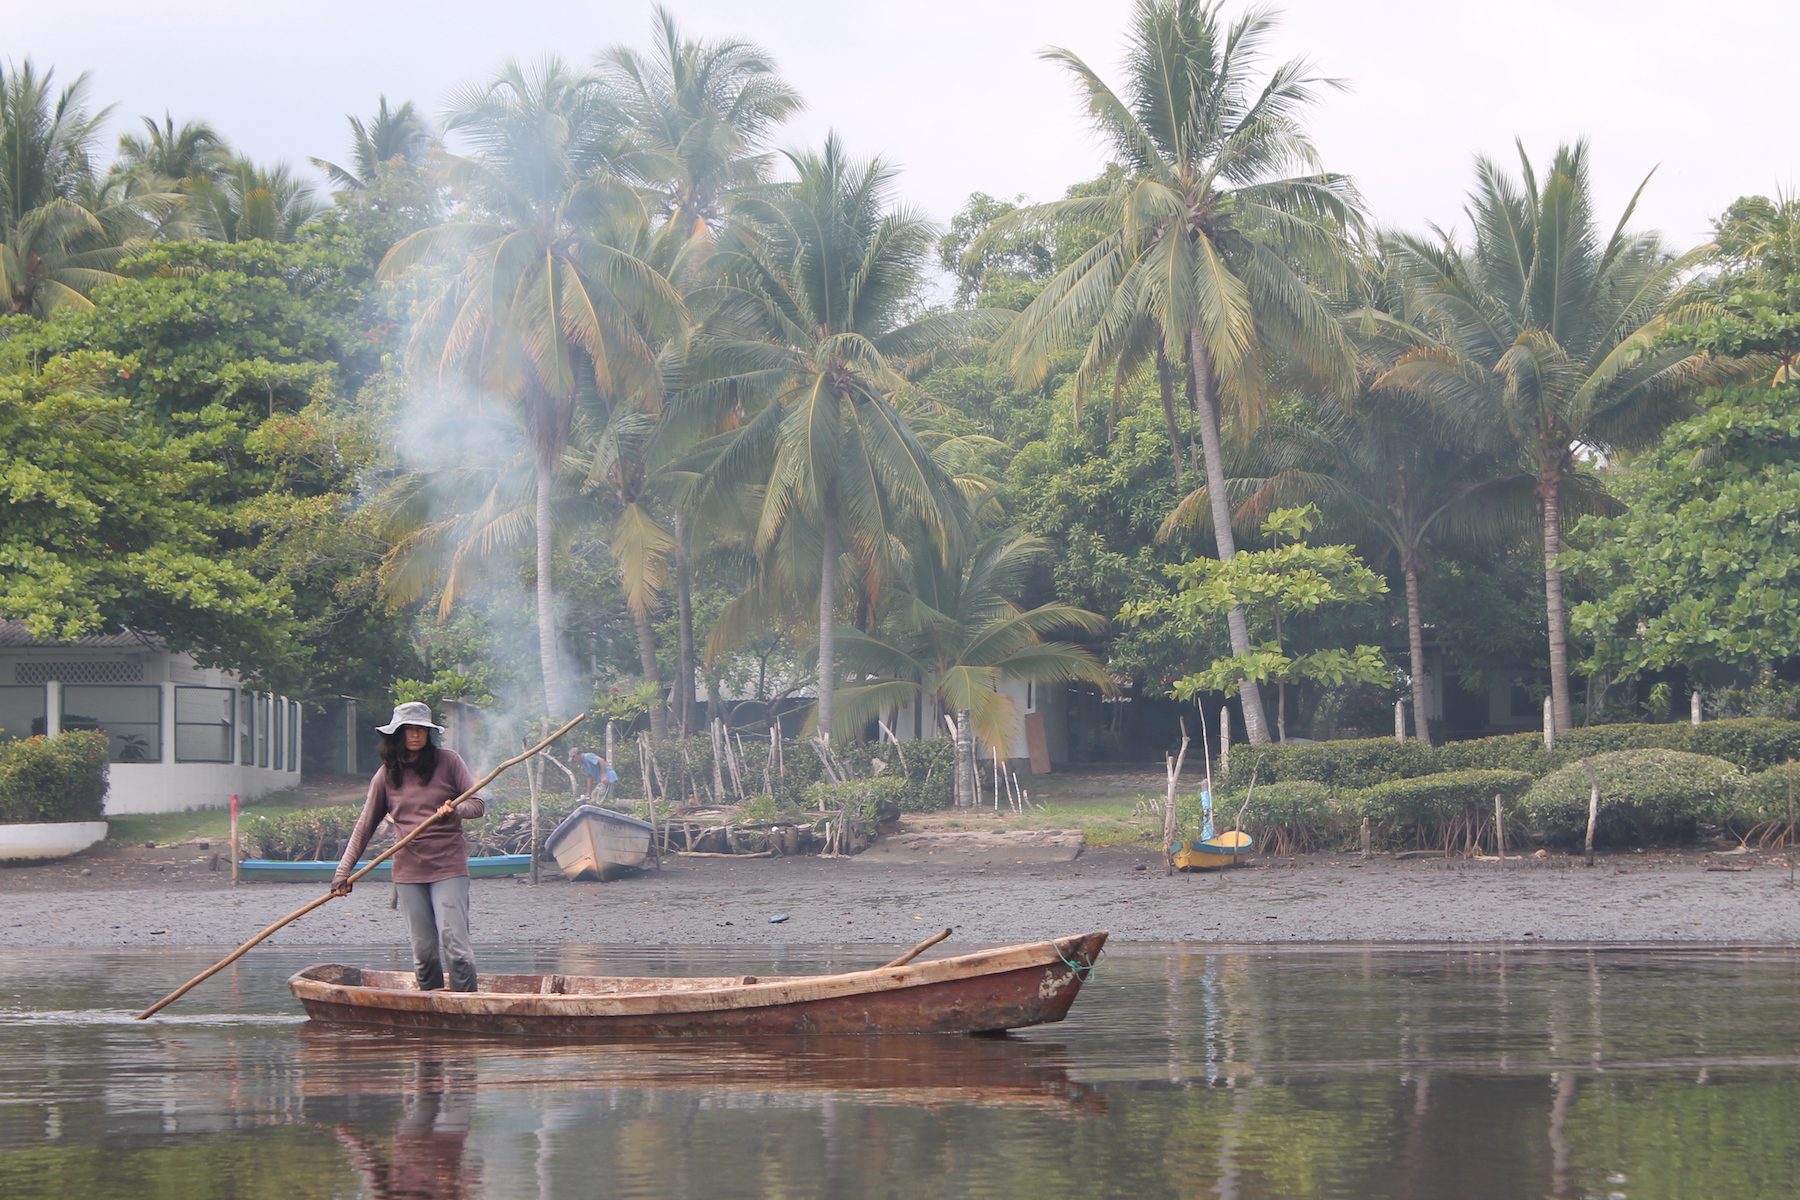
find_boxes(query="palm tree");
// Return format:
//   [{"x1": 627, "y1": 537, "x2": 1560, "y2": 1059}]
[
  {"x1": 0, "y1": 60, "x2": 109, "y2": 228},
  {"x1": 114, "y1": 112, "x2": 230, "y2": 185},
  {"x1": 598, "y1": 8, "x2": 803, "y2": 732},
  {"x1": 379, "y1": 59, "x2": 681, "y2": 717},
  {"x1": 691, "y1": 134, "x2": 979, "y2": 738},
  {"x1": 1225, "y1": 387, "x2": 1525, "y2": 741},
  {"x1": 309, "y1": 96, "x2": 436, "y2": 191},
  {"x1": 1382, "y1": 141, "x2": 1731, "y2": 732},
  {"x1": 599, "y1": 3, "x2": 802, "y2": 238},
  {"x1": 988, "y1": 0, "x2": 1362, "y2": 744},
  {"x1": 833, "y1": 527, "x2": 1113, "y2": 805},
  {"x1": 190, "y1": 157, "x2": 323, "y2": 242},
  {"x1": 0, "y1": 62, "x2": 183, "y2": 314}
]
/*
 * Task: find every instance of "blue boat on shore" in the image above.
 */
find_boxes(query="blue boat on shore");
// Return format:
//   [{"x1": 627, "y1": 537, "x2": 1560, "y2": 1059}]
[{"x1": 237, "y1": 854, "x2": 532, "y2": 882}]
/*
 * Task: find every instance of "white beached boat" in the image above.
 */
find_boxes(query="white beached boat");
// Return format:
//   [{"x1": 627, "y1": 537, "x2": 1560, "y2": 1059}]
[{"x1": 543, "y1": 804, "x2": 654, "y2": 881}]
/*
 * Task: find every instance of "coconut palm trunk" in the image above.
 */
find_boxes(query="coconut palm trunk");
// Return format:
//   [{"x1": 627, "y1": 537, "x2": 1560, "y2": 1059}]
[
  {"x1": 1189, "y1": 332, "x2": 1272, "y2": 744},
  {"x1": 955, "y1": 707, "x2": 975, "y2": 807},
  {"x1": 1539, "y1": 471, "x2": 1574, "y2": 733},
  {"x1": 1403, "y1": 558, "x2": 1430, "y2": 742},
  {"x1": 815, "y1": 508, "x2": 839, "y2": 741},
  {"x1": 1156, "y1": 340, "x2": 1184, "y2": 484},
  {"x1": 674, "y1": 517, "x2": 696, "y2": 734},
  {"x1": 534, "y1": 456, "x2": 564, "y2": 717},
  {"x1": 632, "y1": 605, "x2": 669, "y2": 739}
]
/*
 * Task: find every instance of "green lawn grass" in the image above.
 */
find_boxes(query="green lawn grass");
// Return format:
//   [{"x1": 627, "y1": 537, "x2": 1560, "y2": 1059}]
[{"x1": 912, "y1": 764, "x2": 1172, "y2": 847}]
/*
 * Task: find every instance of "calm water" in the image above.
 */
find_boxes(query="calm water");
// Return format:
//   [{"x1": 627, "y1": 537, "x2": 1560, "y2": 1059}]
[{"x1": 1, "y1": 942, "x2": 1796, "y2": 1199}]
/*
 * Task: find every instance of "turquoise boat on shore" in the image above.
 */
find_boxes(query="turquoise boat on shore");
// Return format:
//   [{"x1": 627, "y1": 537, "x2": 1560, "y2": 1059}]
[{"x1": 236, "y1": 854, "x2": 532, "y2": 882}]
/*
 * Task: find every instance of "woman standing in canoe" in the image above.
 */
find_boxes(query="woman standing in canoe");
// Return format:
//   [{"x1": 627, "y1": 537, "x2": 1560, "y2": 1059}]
[{"x1": 331, "y1": 702, "x2": 486, "y2": 992}]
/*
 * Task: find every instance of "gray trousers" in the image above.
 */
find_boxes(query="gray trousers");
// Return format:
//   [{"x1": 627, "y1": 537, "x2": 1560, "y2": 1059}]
[{"x1": 396, "y1": 875, "x2": 477, "y2": 992}]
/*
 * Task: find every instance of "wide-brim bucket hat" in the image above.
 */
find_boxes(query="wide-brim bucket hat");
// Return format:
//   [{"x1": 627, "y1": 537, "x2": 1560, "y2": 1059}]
[{"x1": 376, "y1": 701, "x2": 445, "y2": 734}]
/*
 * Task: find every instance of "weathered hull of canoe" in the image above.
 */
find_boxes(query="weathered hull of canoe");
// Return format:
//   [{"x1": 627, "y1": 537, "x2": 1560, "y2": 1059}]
[
  {"x1": 543, "y1": 804, "x2": 653, "y2": 881},
  {"x1": 289, "y1": 931, "x2": 1107, "y2": 1038},
  {"x1": 238, "y1": 854, "x2": 532, "y2": 882}
]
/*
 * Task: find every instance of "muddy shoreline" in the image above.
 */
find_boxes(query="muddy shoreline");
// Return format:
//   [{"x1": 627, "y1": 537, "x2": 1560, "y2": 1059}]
[{"x1": 2, "y1": 840, "x2": 1796, "y2": 950}]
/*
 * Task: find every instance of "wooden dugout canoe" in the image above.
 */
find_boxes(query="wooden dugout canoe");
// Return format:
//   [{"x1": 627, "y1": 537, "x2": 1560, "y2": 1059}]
[{"x1": 288, "y1": 931, "x2": 1108, "y2": 1038}]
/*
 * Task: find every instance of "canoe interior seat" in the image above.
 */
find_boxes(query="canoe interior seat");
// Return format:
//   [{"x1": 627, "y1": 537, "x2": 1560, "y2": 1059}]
[{"x1": 540, "y1": 975, "x2": 567, "y2": 994}]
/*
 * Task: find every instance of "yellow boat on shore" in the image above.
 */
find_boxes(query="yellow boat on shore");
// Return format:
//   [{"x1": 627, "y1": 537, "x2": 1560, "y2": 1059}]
[{"x1": 1170, "y1": 830, "x2": 1253, "y2": 871}]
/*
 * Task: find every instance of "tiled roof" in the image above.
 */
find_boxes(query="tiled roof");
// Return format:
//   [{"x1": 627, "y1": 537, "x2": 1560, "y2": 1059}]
[{"x1": 0, "y1": 620, "x2": 159, "y2": 650}]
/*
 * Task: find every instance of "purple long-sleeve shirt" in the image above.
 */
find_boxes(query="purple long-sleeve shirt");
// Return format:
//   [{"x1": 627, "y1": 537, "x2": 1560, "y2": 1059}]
[{"x1": 332, "y1": 749, "x2": 486, "y2": 885}]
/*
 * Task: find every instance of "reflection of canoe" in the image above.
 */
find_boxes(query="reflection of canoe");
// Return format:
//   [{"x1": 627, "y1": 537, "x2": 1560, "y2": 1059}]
[
  {"x1": 238, "y1": 855, "x2": 532, "y2": 882},
  {"x1": 294, "y1": 1025, "x2": 1099, "y2": 1111},
  {"x1": 1171, "y1": 830, "x2": 1253, "y2": 871},
  {"x1": 542, "y1": 804, "x2": 653, "y2": 881},
  {"x1": 289, "y1": 931, "x2": 1108, "y2": 1038}
]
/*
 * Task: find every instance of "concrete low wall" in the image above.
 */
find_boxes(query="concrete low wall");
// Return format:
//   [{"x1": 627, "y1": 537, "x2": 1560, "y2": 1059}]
[
  {"x1": 104, "y1": 762, "x2": 298, "y2": 815},
  {"x1": 0, "y1": 821, "x2": 108, "y2": 861}
]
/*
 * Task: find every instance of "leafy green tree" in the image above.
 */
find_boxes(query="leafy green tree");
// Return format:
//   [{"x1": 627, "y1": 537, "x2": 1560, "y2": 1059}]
[
  {"x1": 0, "y1": 346, "x2": 292, "y2": 674},
  {"x1": 381, "y1": 58, "x2": 680, "y2": 716},
  {"x1": 989, "y1": 0, "x2": 1363, "y2": 743},
  {"x1": 9, "y1": 236, "x2": 412, "y2": 697},
  {"x1": 691, "y1": 135, "x2": 979, "y2": 738},
  {"x1": 1567, "y1": 195, "x2": 1800, "y2": 687},
  {"x1": 1382, "y1": 141, "x2": 1735, "y2": 731},
  {"x1": 1125, "y1": 505, "x2": 1390, "y2": 740}
]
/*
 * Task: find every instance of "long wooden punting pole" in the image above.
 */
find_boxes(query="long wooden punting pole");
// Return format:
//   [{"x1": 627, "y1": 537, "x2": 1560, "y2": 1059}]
[{"x1": 135, "y1": 713, "x2": 587, "y2": 1020}]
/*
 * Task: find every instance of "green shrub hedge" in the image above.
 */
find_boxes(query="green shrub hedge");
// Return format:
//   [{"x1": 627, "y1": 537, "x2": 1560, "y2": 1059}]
[
  {"x1": 1218, "y1": 781, "x2": 1347, "y2": 854},
  {"x1": 1351, "y1": 769, "x2": 1535, "y2": 850},
  {"x1": 241, "y1": 805, "x2": 363, "y2": 861},
  {"x1": 1518, "y1": 750, "x2": 1742, "y2": 847},
  {"x1": 0, "y1": 731, "x2": 110, "y2": 824},
  {"x1": 1726, "y1": 765, "x2": 1798, "y2": 840},
  {"x1": 1220, "y1": 737, "x2": 1437, "y2": 791}
]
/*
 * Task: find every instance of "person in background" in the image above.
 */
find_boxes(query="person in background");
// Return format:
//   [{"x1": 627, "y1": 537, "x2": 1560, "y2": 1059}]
[
  {"x1": 574, "y1": 747, "x2": 608, "y2": 802},
  {"x1": 331, "y1": 702, "x2": 486, "y2": 992}
]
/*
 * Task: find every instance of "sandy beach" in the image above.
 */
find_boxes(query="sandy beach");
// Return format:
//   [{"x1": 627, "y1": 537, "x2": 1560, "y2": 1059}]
[{"x1": 2, "y1": 835, "x2": 1797, "y2": 950}]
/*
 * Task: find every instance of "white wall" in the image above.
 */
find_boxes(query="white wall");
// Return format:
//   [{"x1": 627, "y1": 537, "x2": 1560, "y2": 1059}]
[{"x1": 1, "y1": 643, "x2": 301, "y2": 816}]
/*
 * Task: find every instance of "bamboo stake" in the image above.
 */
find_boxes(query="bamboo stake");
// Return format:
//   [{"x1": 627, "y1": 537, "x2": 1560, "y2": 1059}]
[
  {"x1": 1163, "y1": 724, "x2": 1190, "y2": 877},
  {"x1": 875, "y1": 720, "x2": 908, "y2": 773},
  {"x1": 1495, "y1": 794, "x2": 1505, "y2": 864},
  {"x1": 523, "y1": 734, "x2": 541, "y2": 886},
  {"x1": 637, "y1": 732, "x2": 664, "y2": 870},
  {"x1": 882, "y1": 928, "x2": 952, "y2": 968},
  {"x1": 1581, "y1": 757, "x2": 1600, "y2": 868},
  {"x1": 709, "y1": 719, "x2": 728, "y2": 803},
  {"x1": 136, "y1": 713, "x2": 586, "y2": 1020}
]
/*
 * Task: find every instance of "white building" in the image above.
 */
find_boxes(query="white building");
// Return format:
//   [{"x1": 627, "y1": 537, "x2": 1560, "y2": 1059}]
[{"x1": 0, "y1": 622, "x2": 300, "y2": 815}]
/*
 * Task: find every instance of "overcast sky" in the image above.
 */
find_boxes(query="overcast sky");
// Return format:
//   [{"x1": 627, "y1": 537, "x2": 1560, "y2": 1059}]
[{"x1": 12, "y1": 0, "x2": 1795, "y2": 249}]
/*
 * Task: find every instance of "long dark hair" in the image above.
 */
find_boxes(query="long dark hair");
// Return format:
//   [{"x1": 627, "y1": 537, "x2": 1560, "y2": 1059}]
[{"x1": 379, "y1": 729, "x2": 439, "y2": 788}]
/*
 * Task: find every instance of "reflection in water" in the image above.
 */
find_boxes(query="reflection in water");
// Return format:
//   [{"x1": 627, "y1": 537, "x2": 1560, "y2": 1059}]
[
  {"x1": 0, "y1": 944, "x2": 1796, "y2": 1199},
  {"x1": 325, "y1": 1051, "x2": 479, "y2": 1200}
]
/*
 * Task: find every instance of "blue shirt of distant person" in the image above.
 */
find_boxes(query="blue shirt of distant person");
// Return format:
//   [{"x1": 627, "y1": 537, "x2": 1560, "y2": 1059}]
[{"x1": 575, "y1": 750, "x2": 610, "y2": 800}]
